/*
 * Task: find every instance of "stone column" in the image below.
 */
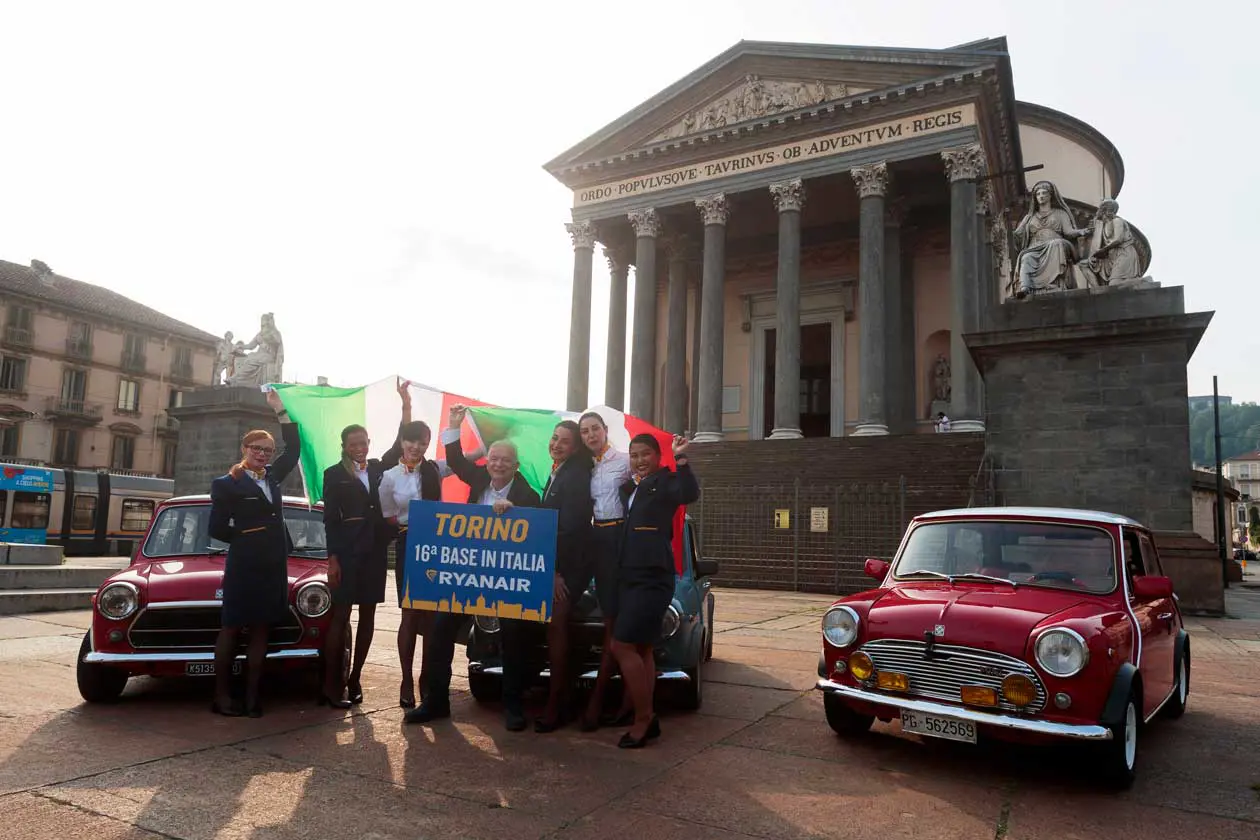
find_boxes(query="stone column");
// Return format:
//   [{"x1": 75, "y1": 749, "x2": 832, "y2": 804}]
[
  {"x1": 883, "y1": 198, "x2": 910, "y2": 434},
  {"x1": 564, "y1": 220, "x2": 596, "y2": 412},
  {"x1": 693, "y1": 194, "x2": 729, "y2": 443},
  {"x1": 769, "y1": 179, "x2": 805, "y2": 440},
  {"x1": 688, "y1": 280, "x2": 702, "y2": 435},
  {"x1": 627, "y1": 209, "x2": 661, "y2": 421},
  {"x1": 603, "y1": 247, "x2": 629, "y2": 410},
  {"x1": 941, "y1": 144, "x2": 986, "y2": 432},
  {"x1": 663, "y1": 234, "x2": 694, "y2": 433},
  {"x1": 851, "y1": 163, "x2": 890, "y2": 436}
]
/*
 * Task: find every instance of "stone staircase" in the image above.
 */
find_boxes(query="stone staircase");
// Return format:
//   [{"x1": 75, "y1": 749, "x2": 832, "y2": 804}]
[{"x1": 0, "y1": 558, "x2": 127, "y2": 615}]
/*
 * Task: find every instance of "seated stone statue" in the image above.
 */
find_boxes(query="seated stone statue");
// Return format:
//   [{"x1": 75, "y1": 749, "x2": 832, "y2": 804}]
[
  {"x1": 1086, "y1": 199, "x2": 1144, "y2": 285},
  {"x1": 1012, "y1": 180, "x2": 1094, "y2": 298},
  {"x1": 227, "y1": 313, "x2": 284, "y2": 387}
]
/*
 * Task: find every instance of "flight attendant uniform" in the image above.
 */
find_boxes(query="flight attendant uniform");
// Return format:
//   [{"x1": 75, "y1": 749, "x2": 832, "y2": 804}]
[{"x1": 588, "y1": 445, "x2": 631, "y2": 617}]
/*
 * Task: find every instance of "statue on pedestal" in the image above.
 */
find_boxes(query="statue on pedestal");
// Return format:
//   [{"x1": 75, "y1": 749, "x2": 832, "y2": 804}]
[
  {"x1": 213, "y1": 331, "x2": 235, "y2": 385},
  {"x1": 1085, "y1": 199, "x2": 1145, "y2": 286},
  {"x1": 928, "y1": 353, "x2": 952, "y2": 421},
  {"x1": 226, "y1": 314, "x2": 284, "y2": 387},
  {"x1": 1012, "y1": 180, "x2": 1095, "y2": 298}
]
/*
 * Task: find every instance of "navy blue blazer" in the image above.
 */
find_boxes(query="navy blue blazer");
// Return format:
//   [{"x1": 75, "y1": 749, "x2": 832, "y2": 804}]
[
  {"x1": 321, "y1": 424, "x2": 406, "y2": 560},
  {"x1": 617, "y1": 463, "x2": 699, "y2": 574},
  {"x1": 542, "y1": 456, "x2": 594, "y2": 540},
  {"x1": 209, "y1": 422, "x2": 302, "y2": 555}
]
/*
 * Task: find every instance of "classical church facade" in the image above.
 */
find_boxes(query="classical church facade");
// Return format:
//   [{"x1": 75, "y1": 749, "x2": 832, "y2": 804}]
[{"x1": 545, "y1": 37, "x2": 1148, "y2": 441}]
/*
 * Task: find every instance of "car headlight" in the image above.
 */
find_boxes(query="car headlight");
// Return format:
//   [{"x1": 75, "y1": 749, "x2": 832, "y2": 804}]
[
  {"x1": 1034, "y1": 627, "x2": 1089, "y2": 677},
  {"x1": 659, "y1": 605, "x2": 681, "y2": 640},
  {"x1": 97, "y1": 582, "x2": 139, "y2": 620},
  {"x1": 296, "y1": 582, "x2": 331, "y2": 618},
  {"x1": 822, "y1": 606, "x2": 860, "y2": 648},
  {"x1": 474, "y1": 615, "x2": 501, "y2": 634}
]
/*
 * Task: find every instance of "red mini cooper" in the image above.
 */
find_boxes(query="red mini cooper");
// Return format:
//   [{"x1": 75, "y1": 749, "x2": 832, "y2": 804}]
[
  {"x1": 77, "y1": 494, "x2": 338, "y2": 702},
  {"x1": 816, "y1": 507, "x2": 1189, "y2": 789}
]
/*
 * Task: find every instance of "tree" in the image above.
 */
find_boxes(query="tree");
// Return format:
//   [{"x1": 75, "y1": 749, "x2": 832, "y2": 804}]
[{"x1": 1249, "y1": 506, "x2": 1259, "y2": 547}]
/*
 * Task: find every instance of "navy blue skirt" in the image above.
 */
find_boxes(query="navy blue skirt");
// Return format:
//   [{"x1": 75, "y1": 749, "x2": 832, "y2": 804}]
[{"x1": 221, "y1": 550, "x2": 289, "y2": 627}]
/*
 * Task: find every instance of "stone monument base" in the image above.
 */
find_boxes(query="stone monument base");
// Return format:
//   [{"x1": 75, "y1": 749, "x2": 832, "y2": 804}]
[{"x1": 167, "y1": 387, "x2": 306, "y2": 499}]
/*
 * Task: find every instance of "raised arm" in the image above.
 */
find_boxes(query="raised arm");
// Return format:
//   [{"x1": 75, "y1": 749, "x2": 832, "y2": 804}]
[
  {"x1": 265, "y1": 390, "x2": 301, "y2": 483},
  {"x1": 379, "y1": 378, "x2": 412, "y2": 469},
  {"x1": 438, "y1": 404, "x2": 484, "y2": 487},
  {"x1": 664, "y1": 436, "x2": 700, "y2": 505}
]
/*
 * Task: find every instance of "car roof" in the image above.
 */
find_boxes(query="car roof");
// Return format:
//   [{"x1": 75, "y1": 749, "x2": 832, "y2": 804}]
[
  {"x1": 914, "y1": 506, "x2": 1145, "y2": 527},
  {"x1": 162, "y1": 493, "x2": 320, "y2": 508}
]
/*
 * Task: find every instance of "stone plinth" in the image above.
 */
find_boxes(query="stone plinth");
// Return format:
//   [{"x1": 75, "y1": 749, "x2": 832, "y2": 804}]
[
  {"x1": 167, "y1": 387, "x2": 305, "y2": 499},
  {"x1": 967, "y1": 286, "x2": 1212, "y2": 533}
]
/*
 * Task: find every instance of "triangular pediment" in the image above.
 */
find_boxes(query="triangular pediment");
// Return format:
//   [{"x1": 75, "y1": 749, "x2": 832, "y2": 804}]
[{"x1": 546, "y1": 38, "x2": 1011, "y2": 173}]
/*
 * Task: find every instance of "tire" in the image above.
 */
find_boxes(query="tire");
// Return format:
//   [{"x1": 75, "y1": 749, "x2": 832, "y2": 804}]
[
  {"x1": 468, "y1": 671, "x2": 502, "y2": 704},
  {"x1": 704, "y1": 595, "x2": 715, "y2": 662},
  {"x1": 1164, "y1": 644, "x2": 1189, "y2": 720},
  {"x1": 824, "y1": 692, "x2": 874, "y2": 736},
  {"x1": 1097, "y1": 690, "x2": 1140, "y2": 789},
  {"x1": 76, "y1": 632, "x2": 128, "y2": 704},
  {"x1": 680, "y1": 660, "x2": 703, "y2": 711}
]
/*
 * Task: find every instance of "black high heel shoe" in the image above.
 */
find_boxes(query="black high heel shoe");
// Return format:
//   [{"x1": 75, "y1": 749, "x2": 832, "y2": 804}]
[
  {"x1": 317, "y1": 693, "x2": 353, "y2": 710},
  {"x1": 347, "y1": 679, "x2": 363, "y2": 705},
  {"x1": 211, "y1": 699, "x2": 244, "y2": 717},
  {"x1": 646, "y1": 716, "x2": 661, "y2": 740},
  {"x1": 617, "y1": 732, "x2": 649, "y2": 749},
  {"x1": 247, "y1": 703, "x2": 263, "y2": 719}
]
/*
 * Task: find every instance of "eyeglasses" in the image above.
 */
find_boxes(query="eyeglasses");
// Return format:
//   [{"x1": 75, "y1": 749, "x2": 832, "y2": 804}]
[{"x1": 247, "y1": 445, "x2": 275, "y2": 455}]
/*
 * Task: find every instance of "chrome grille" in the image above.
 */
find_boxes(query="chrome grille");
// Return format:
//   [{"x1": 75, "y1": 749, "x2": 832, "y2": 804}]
[
  {"x1": 857, "y1": 638, "x2": 1046, "y2": 713},
  {"x1": 128, "y1": 606, "x2": 303, "y2": 650}
]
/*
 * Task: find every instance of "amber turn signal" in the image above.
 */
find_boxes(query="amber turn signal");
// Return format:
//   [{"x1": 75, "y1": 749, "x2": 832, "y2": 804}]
[
  {"x1": 876, "y1": 671, "x2": 910, "y2": 692},
  {"x1": 849, "y1": 652, "x2": 874, "y2": 681},
  {"x1": 960, "y1": 685, "x2": 998, "y2": 707},
  {"x1": 1001, "y1": 674, "x2": 1037, "y2": 707}
]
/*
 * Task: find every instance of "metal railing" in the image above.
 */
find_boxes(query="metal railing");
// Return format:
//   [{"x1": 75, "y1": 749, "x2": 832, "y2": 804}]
[
  {"x1": 66, "y1": 338, "x2": 93, "y2": 359},
  {"x1": 44, "y1": 396, "x2": 103, "y2": 421},
  {"x1": 2, "y1": 326, "x2": 32, "y2": 347}
]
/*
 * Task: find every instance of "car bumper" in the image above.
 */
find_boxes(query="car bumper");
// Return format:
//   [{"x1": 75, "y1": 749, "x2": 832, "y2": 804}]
[
  {"x1": 473, "y1": 665, "x2": 693, "y2": 682},
  {"x1": 815, "y1": 679, "x2": 1113, "y2": 742},
  {"x1": 85, "y1": 649, "x2": 321, "y2": 665}
]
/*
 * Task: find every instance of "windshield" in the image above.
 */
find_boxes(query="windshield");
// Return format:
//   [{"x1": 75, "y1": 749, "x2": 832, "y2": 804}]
[
  {"x1": 142, "y1": 504, "x2": 328, "y2": 559},
  {"x1": 892, "y1": 520, "x2": 1117, "y2": 594}
]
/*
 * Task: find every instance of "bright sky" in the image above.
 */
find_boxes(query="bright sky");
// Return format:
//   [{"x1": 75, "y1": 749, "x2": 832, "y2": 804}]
[{"x1": 2, "y1": 1, "x2": 1255, "y2": 407}]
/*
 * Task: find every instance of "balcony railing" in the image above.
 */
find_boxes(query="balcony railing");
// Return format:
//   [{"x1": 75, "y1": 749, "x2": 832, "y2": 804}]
[
  {"x1": 44, "y1": 397, "x2": 104, "y2": 423},
  {"x1": 155, "y1": 412, "x2": 181, "y2": 436},
  {"x1": 170, "y1": 361, "x2": 195, "y2": 381},
  {"x1": 121, "y1": 353, "x2": 147, "y2": 373},
  {"x1": 66, "y1": 338, "x2": 93, "y2": 360},
  {"x1": 2, "y1": 326, "x2": 32, "y2": 348}
]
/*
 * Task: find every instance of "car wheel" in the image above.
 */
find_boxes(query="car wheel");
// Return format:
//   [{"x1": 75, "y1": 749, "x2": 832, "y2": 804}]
[
  {"x1": 679, "y1": 659, "x2": 703, "y2": 711},
  {"x1": 824, "y1": 692, "x2": 874, "y2": 736},
  {"x1": 1164, "y1": 644, "x2": 1190, "y2": 719},
  {"x1": 704, "y1": 595, "x2": 715, "y2": 662},
  {"x1": 1098, "y1": 690, "x2": 1140, "y2": 789},
  {"x1": 468, "y1": 671, "x2": 502, "y2": 704},
  {"x1": 76, "y1": 632, "x2": 128, "y2": 704}
]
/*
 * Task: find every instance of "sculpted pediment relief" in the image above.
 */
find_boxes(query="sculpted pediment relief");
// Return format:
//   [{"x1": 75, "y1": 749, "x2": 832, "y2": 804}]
[{"x1": 652, "y1": 75, "x2": 868, "y2": 141}]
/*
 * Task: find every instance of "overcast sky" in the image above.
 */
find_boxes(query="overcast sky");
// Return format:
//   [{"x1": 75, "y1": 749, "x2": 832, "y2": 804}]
[{"x1": 2, "y1": 1, "x2": 1256, "y2": 407}]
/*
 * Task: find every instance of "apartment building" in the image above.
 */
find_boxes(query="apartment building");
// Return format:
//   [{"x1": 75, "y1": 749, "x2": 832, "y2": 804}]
[{"x1": 0, "y1": 259, "x2": 217, "y2": 476}]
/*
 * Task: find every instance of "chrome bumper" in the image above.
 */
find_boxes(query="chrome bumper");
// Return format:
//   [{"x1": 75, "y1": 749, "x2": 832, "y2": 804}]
[
  {"x1": 815, "y1": 679, "x2": 1113, "y2": 742},
  {"x1": 473, "y1": 666, "x2": 692, "y2": 682},
  {"x1": 85, "y1": 649, "x2": 321, "y2": 665}
]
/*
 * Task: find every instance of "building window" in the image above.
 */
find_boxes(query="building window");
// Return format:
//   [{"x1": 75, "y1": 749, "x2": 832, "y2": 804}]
[
  {"x1": 171, "y1": 346, "x2": 193, "y2": 380},
  {"x1": 54, "y1": 428, "x2": 80, "y2": 465},
  {"x1": 168, "y1": 389, "x2": 185, "y2": 409},
  {"x1": 121, "y1": 498, "x2": 155, "y2": 532},
  {"x1": 12, "y1": 491, "x2": 51, "y2": 529},
  {"x1": 72, "y1": 495, "x2": 97, "y2": 530},
  {"x1": 3, "y1": 306, "x2": 33, "y2": 346},
  {"x1": 61, "y1": 368, "x2": 88, "y2": 403},
  {"x1": 122, "y1": 333, "x2": 147, "y2": 372},
  {"x1": 1240, "y1": 465, "x2": 1252, "y2": 480},
  {"x1": 67, "y1": 321, "x2": 93, "y2": 359},
  {"x1": 0, "y1": 424, "x2": 18, "y2": 458},
  {"x1": 162, "y1": 441, "x2": 177, "y2": 477},
  {"x1": 117, "y1": 378, "x2": 141, "y2": 414},
  {"x1": 0, "y1": 356, "x2": 26, "y2": 393},
  {"x1": 110, "y1": 435, "x2": 136, "y2": 470}
]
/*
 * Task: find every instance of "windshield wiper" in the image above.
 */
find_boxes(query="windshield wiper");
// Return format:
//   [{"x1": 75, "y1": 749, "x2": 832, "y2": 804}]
[
  {"x1": 899, "y1": 569, "x2": 951, "y2": 580},
  {"x1": 951, "y1": 572, "x2": 1017, "y2": 587},
  {"x1": 207, "y1": 546, "x2": 228, "y2": 555}
]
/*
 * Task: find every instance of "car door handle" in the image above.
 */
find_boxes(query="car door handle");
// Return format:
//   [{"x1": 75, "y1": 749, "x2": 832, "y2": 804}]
[{"x1": 1156, "y1": 612, "x2": 1173, "y2": 621}]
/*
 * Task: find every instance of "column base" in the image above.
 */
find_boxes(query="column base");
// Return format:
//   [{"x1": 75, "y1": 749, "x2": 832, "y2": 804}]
[
  {"x1": 768, "y1": 427, "x2": 802, "y2": 440},
  {"x1": 692, "y1": 430, "x2": 725, "y2": 444},
  {"x1": 948, "y1": 419, "x2": 986, "y2": 433},
  {"x1": 851, "y1": 423, "x2": 890, "y2": 437}
]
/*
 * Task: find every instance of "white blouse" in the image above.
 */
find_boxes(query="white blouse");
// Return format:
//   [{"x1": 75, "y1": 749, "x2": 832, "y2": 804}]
[
  {"x1": 379, "y1": 459, "x2": 452, "y2": 525},
  {"x1": 591, "y1": 447, "x2": 631, "y2": 520}
]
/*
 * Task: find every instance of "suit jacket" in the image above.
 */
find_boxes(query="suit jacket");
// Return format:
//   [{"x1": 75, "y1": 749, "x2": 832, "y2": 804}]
[
  {"x1": 209, "y1": 422, "x2": 302, "y2": 559},
  {"x1": 542, "y1": 457, "x2": 594, "y2": 540},
  {"x1": 617, "y1": 463, "x2": 700, "y2": 574},
  {"x1": 445, "y1": 435, "x2": 541, "y2": 510},
  {"x1": 322, "y1": 424, "x2": 407, "y2": 560}
]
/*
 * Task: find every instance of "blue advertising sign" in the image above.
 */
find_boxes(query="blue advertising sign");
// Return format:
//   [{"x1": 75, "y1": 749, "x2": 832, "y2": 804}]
[
  {"x1": 400, "y1": 500, "x2": 558, "y2": 623},
  {"x1": 0, "y1": 465, "x2": 54, "y2": 544}
]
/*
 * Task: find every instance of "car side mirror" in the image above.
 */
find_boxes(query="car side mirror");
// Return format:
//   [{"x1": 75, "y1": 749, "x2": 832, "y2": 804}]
[
  {"x1": 695, "y1": 558, "x2": 719, "y2": 579},
  {"x1": 864, "y1": 558, "x2": 891, "y2": 581},
  {"x1": 1132, "y1": 575, "x2": 1174, "y2": 599}
]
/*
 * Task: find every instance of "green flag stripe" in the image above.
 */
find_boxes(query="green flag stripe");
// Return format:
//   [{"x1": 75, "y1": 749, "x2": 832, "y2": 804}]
[
  {"x1": 272, "y1": 383, "x2": 367, "y2": 502},
  {"x1": 468, "y1": 407, "x2": 560, "y2": 496}
]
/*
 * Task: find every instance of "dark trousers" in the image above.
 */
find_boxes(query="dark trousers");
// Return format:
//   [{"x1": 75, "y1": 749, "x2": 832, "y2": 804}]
[{"x1": 422, "y1": 614, "x2": 531, "y2": 712}]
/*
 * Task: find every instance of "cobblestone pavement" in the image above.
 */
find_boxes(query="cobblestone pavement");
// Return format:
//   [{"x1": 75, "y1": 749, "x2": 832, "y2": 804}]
[{"x1": 2, "y1": 585, "x2": 1258, "y2": 839}]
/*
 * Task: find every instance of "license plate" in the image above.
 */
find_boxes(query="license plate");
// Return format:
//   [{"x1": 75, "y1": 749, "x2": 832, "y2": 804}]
[
  {"x1": 899, "y1": 710, "x2": 977, "y2": 744},
  {"x1": 185, "y1": 661, "x2": 242, "y2": 676}
]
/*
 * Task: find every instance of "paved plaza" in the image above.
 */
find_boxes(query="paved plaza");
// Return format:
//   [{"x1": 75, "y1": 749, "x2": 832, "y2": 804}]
[{"x1": 3, "y1": 584, "x2": 1258, "y2": 839}]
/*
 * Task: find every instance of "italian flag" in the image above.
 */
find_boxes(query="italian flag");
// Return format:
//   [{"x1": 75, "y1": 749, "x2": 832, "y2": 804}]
[{"x1": 270, "y1": 377, "x2": 688, "y2": 572}]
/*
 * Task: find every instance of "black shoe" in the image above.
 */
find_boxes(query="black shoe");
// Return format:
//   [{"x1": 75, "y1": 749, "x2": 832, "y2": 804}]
[
  {"x1": 211, "y1": 700, "x2": 244, "y2": 717},
  {"x1": 347, "y1": 680, "x2": 363, "y2": 705},
  {"x1": 399, "y1": 697, "x2": 416, "y2": 710},
  {"x1": 404, "y1": 703, "x2": 450, "y2": 725},
  {"x1": 504, "y1": 708, "x2": 528, "y2": 732},
  {"x1": 618, "y1": 732, "x2": 649, "y2": 749},
  {"x1": 247, "y1": 704, "x2": 263, "y2": 719},
  {"x1": 318, "y1": 693, "x2": 353, "y2": 710},
  {"x1": 646, "y1": 716, "x2": 661, "y2": 740}
]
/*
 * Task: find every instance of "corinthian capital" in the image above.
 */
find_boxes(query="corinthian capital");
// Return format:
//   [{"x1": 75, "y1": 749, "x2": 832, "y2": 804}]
[
  {"x1": 769, "y1": 179, "x2": 805, "y2": 213},
  {"x1": 695, "y1": 193, "x2": 730, "y2": 226},
  {"x1": 941, "y1": 143, "x2": 986, "y2": 183},
  {"x1": 850, "y1": 163, "x2": 889, "y2": 199},
  {"x1": 565, "y1": 220, "x2": 597, "y2": 250},
  {"x1": 627, "y1": 208, "x2": 661, "y2": 238},
  {"x1": 977, "y1": 180, "x2": 996, "y2": 216}
]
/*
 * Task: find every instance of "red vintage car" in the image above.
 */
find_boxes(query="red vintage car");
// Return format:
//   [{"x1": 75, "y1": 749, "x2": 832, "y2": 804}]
[
  {"x1": 76, "y1": 494, "x2": 338, "y2": 702},
  {"x1": 816, "y1": 507, "x2": 1189, "y2": 789}
]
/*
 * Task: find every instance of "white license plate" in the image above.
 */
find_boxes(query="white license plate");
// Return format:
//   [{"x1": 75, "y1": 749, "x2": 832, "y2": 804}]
[
  {"x1": 899, "y1": 710, "x2": 977, "y2": 744},
  {"x1": 185, "y1": 662, "x2": 242, "y2": 676}
]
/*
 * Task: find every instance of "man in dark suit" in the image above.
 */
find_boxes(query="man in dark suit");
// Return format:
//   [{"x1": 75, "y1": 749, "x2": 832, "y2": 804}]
[{"x1": 405, "y1": 404, "x2": 542, "y2": 731}]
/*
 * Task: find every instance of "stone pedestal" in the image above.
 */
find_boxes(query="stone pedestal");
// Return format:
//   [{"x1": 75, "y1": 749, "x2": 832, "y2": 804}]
[
  {"x1": 967, "y1": 286, "x2": 1212, "y2": 532},
  {"x1": 168, "y1": 387, "x2": 305, "y2": 498}
]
